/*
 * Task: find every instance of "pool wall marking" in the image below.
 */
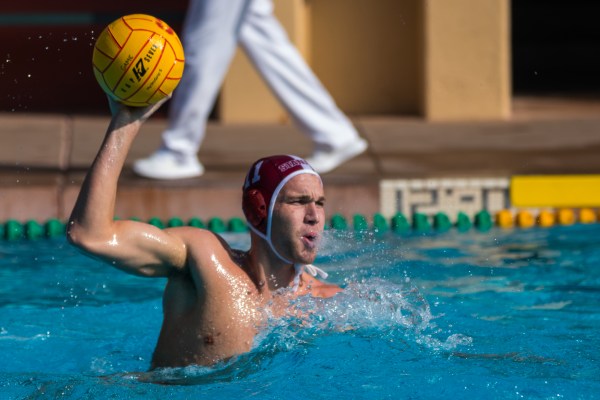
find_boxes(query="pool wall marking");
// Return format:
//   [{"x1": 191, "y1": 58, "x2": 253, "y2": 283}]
[
  {"x1": 380, "y1": 178, "x2": 510, "y2": 219},
  {"x1": 3, "y1": 175, "x2": 600, "y2": 240},
  {"x1": 511, "y1": 175, "x2": 600, "y2": 207},
  {"x1": 380, "y1": 175, "x2": 600, "y2": 219}
]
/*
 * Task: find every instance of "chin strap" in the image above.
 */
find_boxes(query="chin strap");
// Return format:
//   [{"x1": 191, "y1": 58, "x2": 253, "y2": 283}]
[{"x1": 292, "y1": 263, "x2": 329, "y2": 292}]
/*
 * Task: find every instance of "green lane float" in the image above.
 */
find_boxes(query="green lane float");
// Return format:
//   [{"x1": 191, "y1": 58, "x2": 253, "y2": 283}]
[
  {"x1": 474, "y1": 210, "x2": 493, "y2": 231},
  {"x1": 353, "y1": 214, "x2": 369, "y2": 232},
  {"x1": 391, "y1": 212, "x2": 410, "y2": 233},
  {"x1": 168, "y1": 217, "x2": 185, "y2": 228},
  {"x1": 46, "y1": 219, "x2": 65, "y2": 237},
  {"x1": 456, "y1": 212, "x2": 472, "y2": 232},
  {"x1": 330, "y1": 214, "x2": 348, "y2": 230},
  {"x1": 1, "y1": 218, "x2": 65, "y2": 241},
  {"x1": 433, "y1": 212, "x2": 452, "y2": 232},
  {"x1": 25, "y1": 220, "x2": 44, "y2": 240},
  {"x1": 187, "y1": 217, "x2": 206, "y2": 229},
  {"x1": 5, "y1": 219, "x2": 24, "y2": 241},
  {"x1": 228, "y1": 217, "x2": 248, "y2": 233},
  {"x1": 208, "y1": 217, "x2": 227, "y2": 233},
  {"x1": 412, "y1": 213, "x2": 431, "y2": 232},
  {"x1": 2, "y1": 208, "x2": 600, "y2": 241},
  {"x1": 148, "y1": 217, "x2": 165, "y2": 229},
  {"x1": 372, "y1": 213, "x2": 388, "y2": 233}
]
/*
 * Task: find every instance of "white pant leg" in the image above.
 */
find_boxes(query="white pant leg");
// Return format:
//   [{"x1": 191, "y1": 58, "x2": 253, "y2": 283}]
[
  {"x1": 161, "y1": 0, "x2": 252, "y2": 156},
  {"x1": 238, "y1": 0, "x2": 361, "y2": 150}
]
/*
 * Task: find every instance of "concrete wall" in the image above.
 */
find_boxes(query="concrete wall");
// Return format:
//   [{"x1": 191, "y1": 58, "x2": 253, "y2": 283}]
[{"x1": 422, "y1": 0, "x2": 511, "y2": 120}]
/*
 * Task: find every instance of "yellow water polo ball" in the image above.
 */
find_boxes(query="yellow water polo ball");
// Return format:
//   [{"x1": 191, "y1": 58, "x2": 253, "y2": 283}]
[{"x1": 92, "y1": 14, "x2": 185, "y2": 107}]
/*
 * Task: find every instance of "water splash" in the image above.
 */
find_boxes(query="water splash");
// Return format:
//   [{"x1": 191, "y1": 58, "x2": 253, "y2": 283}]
[
  {"x1": 132, "y1": 277, "x2": 472, "y2": 385},
  {"x1": 267, "y1": 278, "x2": 471, "y2": 352}
]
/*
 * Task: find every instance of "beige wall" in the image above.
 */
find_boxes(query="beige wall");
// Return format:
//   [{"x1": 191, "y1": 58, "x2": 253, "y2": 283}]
[
  {"x1": 220, "y1": 0, "x2": 510, "y2": 123},
  {"x1": 422, "y1": 0, "x2": 511, "y2": 120},
  {"x1": 310, "y1": 0, "x2": 421, "y2": 116}
]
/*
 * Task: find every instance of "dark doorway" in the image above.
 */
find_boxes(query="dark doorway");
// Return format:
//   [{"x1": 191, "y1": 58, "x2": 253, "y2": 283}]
[
  {"x1": 512, "y1": 0, "x2": 600, "y2": 97},
  {"x1": 0, "y1": 2, "x2": 187, "y2": 114}
]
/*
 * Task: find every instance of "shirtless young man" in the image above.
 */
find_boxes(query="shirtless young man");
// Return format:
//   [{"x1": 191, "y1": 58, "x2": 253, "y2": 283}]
[{"x1": 67, "y1": 98, "x2": 341, "y2": 369}]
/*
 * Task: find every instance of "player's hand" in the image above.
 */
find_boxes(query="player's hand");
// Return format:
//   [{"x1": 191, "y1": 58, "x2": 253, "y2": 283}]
[{"x1": 107, "y1": 95, "x2": 171, "y2": 128}]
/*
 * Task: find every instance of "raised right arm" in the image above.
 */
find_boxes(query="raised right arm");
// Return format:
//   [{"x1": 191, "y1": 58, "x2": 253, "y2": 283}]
[{"x1": 67, "y1": 99, "x2": 187, "y2": 277}]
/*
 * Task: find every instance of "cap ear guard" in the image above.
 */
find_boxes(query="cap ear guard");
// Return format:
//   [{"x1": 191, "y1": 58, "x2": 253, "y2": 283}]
[{"x1": 242, "y1": 189, "x2": 267, "y2": 230}]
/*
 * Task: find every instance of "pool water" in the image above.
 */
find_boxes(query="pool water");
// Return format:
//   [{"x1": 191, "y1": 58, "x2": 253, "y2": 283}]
[{"x1": 1, "y1": 224, "x2": 599, "y2": 399}]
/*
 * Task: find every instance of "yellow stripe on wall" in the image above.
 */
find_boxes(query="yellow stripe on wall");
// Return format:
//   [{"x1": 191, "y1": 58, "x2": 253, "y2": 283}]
[{"x1": 511, "y1": 175, "x2": 600, "y2": 207}]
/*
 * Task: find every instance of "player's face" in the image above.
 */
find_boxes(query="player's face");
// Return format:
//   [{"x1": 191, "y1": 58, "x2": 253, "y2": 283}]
[{"x1": 270, "y1": 174, "x2": 325, "y2": 265}]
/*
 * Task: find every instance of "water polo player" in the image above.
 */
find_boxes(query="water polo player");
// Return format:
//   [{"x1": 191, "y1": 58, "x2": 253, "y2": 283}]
[{"x1": 67, "y1": 97, "x2": 341, "y2": 369}]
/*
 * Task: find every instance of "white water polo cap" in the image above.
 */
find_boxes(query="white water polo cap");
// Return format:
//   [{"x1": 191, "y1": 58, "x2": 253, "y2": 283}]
[{"x1": 242, "y1": 155, "x2": 322, "y2": 264}]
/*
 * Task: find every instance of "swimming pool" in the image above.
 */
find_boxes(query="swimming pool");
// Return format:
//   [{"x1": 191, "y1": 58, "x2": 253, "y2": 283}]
[{"x1": 1, "y1": 224, "x2": 599, "y2": 399}]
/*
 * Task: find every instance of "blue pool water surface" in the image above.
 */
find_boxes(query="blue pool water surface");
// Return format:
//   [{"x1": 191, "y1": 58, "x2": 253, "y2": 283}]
[{"x1": 1, "y1": 224, "x2": 599, "y2": 399}]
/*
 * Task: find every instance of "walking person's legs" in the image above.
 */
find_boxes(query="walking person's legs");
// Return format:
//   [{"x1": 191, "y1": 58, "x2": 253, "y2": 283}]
[
  {"x1": 134, "y1": 0, "x2": 253, "y2": 179},
  {"x1": 239, "y1": 0, "x2": 367, "y2": 173}
]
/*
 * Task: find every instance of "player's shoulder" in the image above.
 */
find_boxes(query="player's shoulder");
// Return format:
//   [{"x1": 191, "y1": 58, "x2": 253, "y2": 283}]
[
  {"x1": 165, "y1": 227, "x2": 232, "y2": 252},
  {"x1": 166, "y1": 227, "x2": 248, "y2": 277},
  {"x1": 165, "y1": 226, "x2": 223, "y2": 240}
]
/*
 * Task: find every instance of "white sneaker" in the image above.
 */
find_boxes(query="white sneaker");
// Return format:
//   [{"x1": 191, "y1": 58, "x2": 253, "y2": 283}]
[
  {"x1": 305, "y1": 138, "x2": 368, "y2": 174},
  {"x1": 133, "y1": 150, "x2": 204, "y2": 179}
]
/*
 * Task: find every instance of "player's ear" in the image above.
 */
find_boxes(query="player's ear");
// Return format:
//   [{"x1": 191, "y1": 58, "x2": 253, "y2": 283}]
[{"x1": 243, "y1": 189, "x2": 267, "y2": 229}]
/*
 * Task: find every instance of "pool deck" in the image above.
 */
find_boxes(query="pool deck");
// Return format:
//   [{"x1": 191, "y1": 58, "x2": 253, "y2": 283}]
[{"x1": 1, "y1": 96, "x2": 600, "y2": 222}]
